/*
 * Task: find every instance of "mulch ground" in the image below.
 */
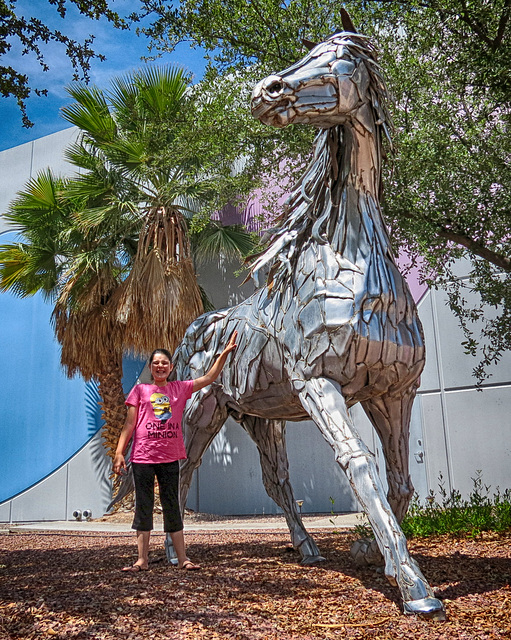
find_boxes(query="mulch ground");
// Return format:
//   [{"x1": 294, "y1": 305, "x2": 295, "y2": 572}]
[{"x1": 1, "y1": 527, "x2": 510, "y2": 639}]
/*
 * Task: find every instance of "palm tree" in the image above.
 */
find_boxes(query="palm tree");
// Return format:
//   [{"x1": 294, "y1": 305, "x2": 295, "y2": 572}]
[
  {"x1": 0, "y1": 169, "x2": 136, "y2": 456},
  {"x1": 61, "y1": 65, "x2": 258, "y2": 458},
  {"x1": 0, "y1": 65, "x2": 257, "y2": 463},
  {"x1": 61, "y1": 66, "x2": 206, "y2": 354}
]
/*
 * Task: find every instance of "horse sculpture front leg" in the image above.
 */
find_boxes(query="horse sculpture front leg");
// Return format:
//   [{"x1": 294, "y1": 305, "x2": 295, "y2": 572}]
[
  {"x1": 240, "y1": 415, "x2": 325, "y2": 564},
  {"x1": 295, "y1": 375, "x2": 445, "y2": 619}
]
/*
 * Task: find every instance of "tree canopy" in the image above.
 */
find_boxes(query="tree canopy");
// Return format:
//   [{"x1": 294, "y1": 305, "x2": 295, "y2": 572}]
[
  {"x1": 138, "y1": 0, "x2": 511, "y2": 381},
  {"x1": 0, "y1": 0, "x2": 125, "y2": 127}
]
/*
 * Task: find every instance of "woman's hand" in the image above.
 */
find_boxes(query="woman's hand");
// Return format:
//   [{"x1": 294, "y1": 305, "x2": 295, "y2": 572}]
[
  {"x1": 223, "y1": 330, "x2": 238, "y2": 355},
  {"x1": 113, "y1": 452, "x2": 127, "y2": 476},
  {"x1": 113, "y1": 406, "x2": 137, "y2": 473},
  {"x1": 192, "y1": 330, "x2": 238, "y2": 393}
]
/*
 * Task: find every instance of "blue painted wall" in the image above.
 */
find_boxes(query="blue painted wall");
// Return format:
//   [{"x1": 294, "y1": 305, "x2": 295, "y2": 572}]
[{"x1": 0, "y1": 230, "x2": 144, "y2": 503}]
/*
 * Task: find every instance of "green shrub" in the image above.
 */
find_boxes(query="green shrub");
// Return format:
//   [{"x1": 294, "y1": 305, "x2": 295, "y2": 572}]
[{"x1": 401, "y1": 472, "x2": 511, "y2": 538}]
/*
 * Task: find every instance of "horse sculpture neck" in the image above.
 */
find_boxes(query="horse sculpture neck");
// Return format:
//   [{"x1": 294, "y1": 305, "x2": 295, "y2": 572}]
[{"x1": 252, "y1": 113, "x2": 393, "y2": 292}]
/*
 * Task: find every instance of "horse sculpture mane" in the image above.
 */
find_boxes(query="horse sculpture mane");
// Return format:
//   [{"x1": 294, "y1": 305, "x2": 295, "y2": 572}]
[{"x1": 162, "y1": 24, "x2": 446, "y2": 621}]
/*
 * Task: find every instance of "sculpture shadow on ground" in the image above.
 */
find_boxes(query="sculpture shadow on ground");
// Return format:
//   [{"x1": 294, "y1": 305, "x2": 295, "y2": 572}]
[{"x1": 2, "y1": 532, "x2": 510, "y2": 638}]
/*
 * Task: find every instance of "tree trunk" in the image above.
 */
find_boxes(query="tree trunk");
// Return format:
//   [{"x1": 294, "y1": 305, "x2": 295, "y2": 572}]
[{"x1": 97, "y1": 354, "x2": 127, "y2": 462}]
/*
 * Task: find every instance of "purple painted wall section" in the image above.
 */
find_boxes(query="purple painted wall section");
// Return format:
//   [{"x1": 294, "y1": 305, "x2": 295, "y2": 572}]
[
  {"x1": 215, "y1": 171, "x2": 289, "y2": 234},
  {"x1": 215, "y1": 202, "x2": 263, "y2": 231},
  {"x1": 396, "y1": 254, "x2": 429, "y2": 304}
]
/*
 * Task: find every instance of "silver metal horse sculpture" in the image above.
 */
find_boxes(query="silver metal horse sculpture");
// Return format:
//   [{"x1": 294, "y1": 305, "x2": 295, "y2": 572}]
[{"x1": 170, "y1": 22, "x2": 445, "y2": 620}]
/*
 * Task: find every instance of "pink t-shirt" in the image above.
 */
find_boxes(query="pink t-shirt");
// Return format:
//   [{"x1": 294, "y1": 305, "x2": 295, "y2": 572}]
[{"x1": 126, "y1": 380, "x2": 194, "y2": 464}]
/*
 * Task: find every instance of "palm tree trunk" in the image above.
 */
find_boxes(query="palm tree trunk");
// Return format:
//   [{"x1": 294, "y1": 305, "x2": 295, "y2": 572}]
[{"x1": 97, "y1": 353, "x2": 127, "y2": 462}]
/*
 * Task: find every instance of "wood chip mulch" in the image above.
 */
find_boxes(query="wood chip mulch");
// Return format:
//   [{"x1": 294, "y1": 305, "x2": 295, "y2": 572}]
[{"x1": 1, "y1": 528, "x2": 510, "y2": 639}]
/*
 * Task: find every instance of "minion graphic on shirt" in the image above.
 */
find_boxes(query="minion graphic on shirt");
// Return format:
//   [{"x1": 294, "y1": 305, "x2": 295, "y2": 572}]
[{"x1": 150, "y1": 392, "x2": 173, "y2": 421}]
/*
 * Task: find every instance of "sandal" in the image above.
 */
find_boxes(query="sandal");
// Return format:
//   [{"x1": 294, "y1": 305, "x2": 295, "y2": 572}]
[
  {"x1": 180, "y1": 560, "x2": 200, "y2": 571},
  {"x1": 122, "y1": 564, "x2": 149, "y2": 572}
]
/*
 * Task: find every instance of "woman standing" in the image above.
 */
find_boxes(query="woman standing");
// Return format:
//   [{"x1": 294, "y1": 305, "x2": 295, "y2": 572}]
[{"x1": 113, "y1": 332, "x2": 237, "y2": 572}]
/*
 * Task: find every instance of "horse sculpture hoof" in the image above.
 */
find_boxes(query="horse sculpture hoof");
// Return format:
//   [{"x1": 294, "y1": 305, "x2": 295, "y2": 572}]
[
  {"x1": 300, "y1": 554, "x2": 326, "y2": 566},
  {"x1": 296, "y1": 538, "x2": 326, "y2": 565},
  {"x1": 403, "y1": 597, "x2": 446, "y2": 621},
  {"x1": 350, "y1": 538, "x2": 384, "y2": 567}
]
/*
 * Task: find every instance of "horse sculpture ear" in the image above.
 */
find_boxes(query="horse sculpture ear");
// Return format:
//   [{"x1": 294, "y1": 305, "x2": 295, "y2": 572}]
[
  {"x1": 302, "y1": 39, "x2": 317, "y2": 51},
  {"x1": 340, "y1": 8, "x2": 357, "y2": 34}
]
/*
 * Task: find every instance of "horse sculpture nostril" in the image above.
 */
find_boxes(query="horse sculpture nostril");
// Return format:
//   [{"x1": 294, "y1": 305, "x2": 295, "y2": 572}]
[{"x1": 267, "y1": 81, "x2": 283, "y2": 96}]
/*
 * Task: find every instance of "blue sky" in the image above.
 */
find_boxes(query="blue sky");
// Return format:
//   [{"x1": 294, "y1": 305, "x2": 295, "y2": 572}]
[{"x1": 0, "y1": 1, "x2": 209, "y2": 151}]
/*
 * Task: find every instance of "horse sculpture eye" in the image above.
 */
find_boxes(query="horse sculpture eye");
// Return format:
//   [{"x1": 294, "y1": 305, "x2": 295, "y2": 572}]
[{"x1": 267, "y1": 81, "x2": 283, "y2": 96}]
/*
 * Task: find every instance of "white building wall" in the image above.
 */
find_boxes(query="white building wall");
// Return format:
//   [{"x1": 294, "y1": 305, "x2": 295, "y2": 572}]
[
  {"x1": 1, "y1": 132, "x2": 510, "y2": 521},
  {"x1": 0, "y1": 128, "x2": 79, "y2": 234},
  {"x1": 0, "y1": 429, "x2": 112, "y2": 523},
  {"x1": 418, "y1": 284, "x2": 511, "y2": 498}
]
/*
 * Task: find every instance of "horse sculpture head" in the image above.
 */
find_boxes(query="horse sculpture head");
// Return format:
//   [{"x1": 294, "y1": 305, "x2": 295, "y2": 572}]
[
  {"x1": 251, "y1": 30, "x2": 391, "y2": 140},
  {"x1": 247, "y1": 28, "x2": 394, "y2": 289}
]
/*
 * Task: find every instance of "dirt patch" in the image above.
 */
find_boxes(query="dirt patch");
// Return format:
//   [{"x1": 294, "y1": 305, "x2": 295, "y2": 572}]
[{"x1": 1, "y1": 528, "x2": 510, "y2": 639}]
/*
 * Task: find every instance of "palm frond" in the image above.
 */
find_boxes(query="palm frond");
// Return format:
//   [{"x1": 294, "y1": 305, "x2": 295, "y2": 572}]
[
  {"x1": 53, "y1": 302, "x2": 123, "y2": 380},
  {"x1": 108, "y1": 66, "x2": 190, "y2": 134},
  {"x1": 106, "y1": 74, "x2": 138, "y2": 119},
  {"x1": 63, "y1": 141, "x2": 107, "y2": 173},
  {"x1": 192, "y1": 222, "x2": 258, "y2": 264},
  {"x1": 115, "y1": 205, "x2": 203, "y2": 355},
  {"x1": 0, "y1": 243, "x2": 61, "y2": 297},
  {"x1": 134, "y1": 66, "x2": 190, "y2": 119},
  {"x1": 62, "y1": 84, "x2": 117, "y2": 146},
  {"x1": 116, "y1": 252, "x2": 203, "y2": 356},
  {"x1": 105, "y1": 137, "x2": 152, "y2": 171},
  {"x1": 199, "y1": 284, "x2": 216, "y2": 313},
  {"x1": 6, "y1": 169, "x2": 67, "y2": 227}
]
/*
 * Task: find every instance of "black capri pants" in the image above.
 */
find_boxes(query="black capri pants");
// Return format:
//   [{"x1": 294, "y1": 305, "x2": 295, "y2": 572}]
[{"x1": 131, "y1": 461, "x2": 183, "y2": 533}]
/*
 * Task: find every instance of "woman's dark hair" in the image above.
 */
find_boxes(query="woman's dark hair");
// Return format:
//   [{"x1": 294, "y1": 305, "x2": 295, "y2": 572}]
[
  {"x1": 148, "y1": 349, "x2": 173, "y2": 381},
  {"x1": 149, "y1": 348, "x2": 173, "y2": 365}
]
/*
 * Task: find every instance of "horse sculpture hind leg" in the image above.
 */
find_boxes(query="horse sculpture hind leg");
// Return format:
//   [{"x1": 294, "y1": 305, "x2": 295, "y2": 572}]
[
  {"x1": 350, "y1": 389, "x2": 419, "y2": 569},
  {"x1": 296, "y1": 375, "x2": 445, "y2": 619},
  {"x1": 240, "y1": 415, "x2": 325, "y2": 564},
  {"x1": 361, "y1": 389, "x2": 417, "y2": 524}
]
